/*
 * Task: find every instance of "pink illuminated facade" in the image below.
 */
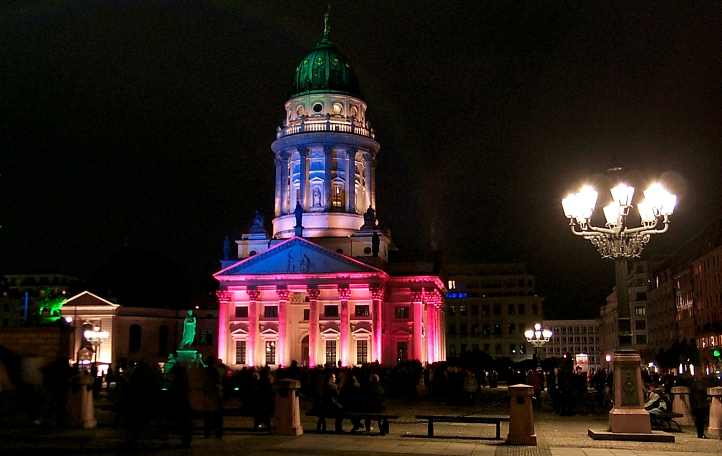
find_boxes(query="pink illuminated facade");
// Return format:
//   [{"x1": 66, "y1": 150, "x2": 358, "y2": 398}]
[{"x1": 214, "y1": 17, "x2": 445, "y2": 368}]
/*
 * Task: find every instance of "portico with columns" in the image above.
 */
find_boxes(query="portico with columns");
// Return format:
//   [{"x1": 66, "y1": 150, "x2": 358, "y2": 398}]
[{"x1": 215, "y1": 11, "x2": 445, "y2": 368}]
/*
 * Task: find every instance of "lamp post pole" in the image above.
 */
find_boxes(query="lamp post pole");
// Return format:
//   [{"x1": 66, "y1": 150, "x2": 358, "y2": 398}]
[{"x1": 561, "y1": 178, "x2": 676, "y2": 434}]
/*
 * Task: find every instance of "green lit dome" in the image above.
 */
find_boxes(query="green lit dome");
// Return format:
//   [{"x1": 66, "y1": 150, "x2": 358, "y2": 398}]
[{"x1": 292, "y1": 29, "x2": 360, "y2": 97}]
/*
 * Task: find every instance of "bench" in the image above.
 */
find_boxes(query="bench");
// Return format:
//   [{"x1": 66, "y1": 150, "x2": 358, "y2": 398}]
[
  {"x1": 650, "y1": 411, "x2": 683, "y2": 432},
  {"x1": 306, "y1": 411, "x2": 399, "y2": 435},
  {"x1": 415, "y1": 415, "x2": 510, "y2": 439}
]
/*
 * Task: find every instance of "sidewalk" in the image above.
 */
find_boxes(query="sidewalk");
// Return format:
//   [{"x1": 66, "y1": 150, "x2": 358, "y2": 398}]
[{"x1": 1, "y1": 414, "x2": 720, "y2": 456}]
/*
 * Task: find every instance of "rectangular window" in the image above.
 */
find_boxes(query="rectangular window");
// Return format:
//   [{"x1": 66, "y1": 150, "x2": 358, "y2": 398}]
[
  {"x1": 508, "y1": 304, "x2": 515, "y2": 315},
  {"x1": 235, "y1": 340, "x2": 246, "y2": 365},
  {"x1": 493, "y1": 303, "x2": 501, "y2": 315},
  {"x1": 332, "y1": 184, "x2": 344, "y2": 208},
  {"x1": 265, "y1": 340, "x2": 276, "y2": 365},
  {"x1": 397, "y1": 341, "x2": 408, "y2": 361},
  {"x1": 460, "y1": 343, "x2": 467, "y2": 353},
  {"x1": 354, "y1": 305, "x2": 370, "y2": 317},
  {"x1": 448, "y1": 280, "x2": 456, "y2": 290},
  {"x1": 324, "y1": 305, "x2": 339, "y2": 317},
  {"x1": 325, "y1": 339, "x2": 337, "y2": 365},
  {"x1": 635, "y1": 334, "x2": 647, "y2": 344},
  {"x1": 235, "y1": 306, "x2": 248, "y2": 318},
  {"x1": 356, "y1": 339, "x2": 368, "y2": 365},
  {"x1": 532, "y1": 304, "x2": 538, "y2": 315},
  {"x1": 303, "y1": 309, "x2": 310, "y2": 320},
  {"x1": 635, "y1": 319, "x2": 646, "y2": 330},
  {"x1": 471, "y1": 304, "x2": 479, "y2": 316},
  {"x1": 264, "y1": 306, "x2": 278, "y2": 318},
  {"x1": 394, "y1": 306, "x2": 409, "y2": 319},
  {"x1": 472, "y1": 343, "x2": 479, "y2": 352},
  {"x1": 634, "y1": 306, "x2": 646, "y2": 317},
  {"x1": 518, "y1": 304, "x2": 525, "y2": 315}
]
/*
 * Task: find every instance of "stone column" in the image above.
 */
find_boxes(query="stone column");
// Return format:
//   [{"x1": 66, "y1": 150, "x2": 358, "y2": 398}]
[
  {"x1": 324, "y1": 146, "x2": 333, "y2": 210},
  {"x1": 274, "y1": 156, "x2": 282, "y2": 217},
  {"x1": 279, "y1": 152, "x2": 289, "y2": 214},
  {"x1": 308, "y1": 287, "x2": 320, "y2": 367},
  {"x1": 369, "y1": 154, "x2": 376, "y2": 209},
  {"x1": 247, "y1": 288, "x2": 260, "y2": 367},
  {"x1": 426, "y1": 302, "x2": 434, "y2": 364},
  {"x1": 277, "y1": 286, "x2": 289, "y2": 367},
  {"x1": 370, "y1": 285, "x2": 384, "y2": 364},
  {"x1": 412, "y1": 290, "x2": 424, "y2": 363},
  {"x1": 216, "y1": 290, "x2": 231, "y2": 363},
  {"x1": 671, "y1": 386, "x2": 693, "y2": 426},
  {"x1": 346, "y1": 149, "x2": 356, "y2": 213},
  {"x1": 363, "y1": 151, "x2": 373, "y2": 211},
  {"x1": 339, "y1": 285, "x2": 351, "y2": 366},
  {"x1": 299, "y1": 147, "x2": 309, "y2": 210},
  {"x1": 708, "y1": 386, "x2": 722, "y2": 438}
]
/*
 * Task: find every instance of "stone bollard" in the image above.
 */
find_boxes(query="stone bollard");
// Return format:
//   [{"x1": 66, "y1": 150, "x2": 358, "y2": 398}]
[
  {"x1": 273, "y1": 378, "x2": 303, "y2": 436},
  {"x1": 670, "y1": 386, "x2": 693, "y2": 426},
  {"x1": 67, "y1": 372, "x2": 96, "y2": 429},
  {"x1": 507, "y1": 384, "x2": 536, "y2": 446},
  {"x1": 708, "y1": 387, "x2": 722, "y2": 439}
]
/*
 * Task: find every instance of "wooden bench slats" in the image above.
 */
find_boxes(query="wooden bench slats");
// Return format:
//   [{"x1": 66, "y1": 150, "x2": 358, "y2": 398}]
[{"x1": 415, "y1": 414, "x2": 510, "y2": 439}]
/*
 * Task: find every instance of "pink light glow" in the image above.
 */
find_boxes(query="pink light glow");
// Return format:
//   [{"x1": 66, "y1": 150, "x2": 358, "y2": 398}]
[
  {"x1": 340, "y1": 300, "x2": 350, "y2": 366},
  {"x1": 217, "y1": 300, "x2": 228, "y2": 361},
  {"x1": 215, "y1": 272, "x2": 386, "y2": 282}
]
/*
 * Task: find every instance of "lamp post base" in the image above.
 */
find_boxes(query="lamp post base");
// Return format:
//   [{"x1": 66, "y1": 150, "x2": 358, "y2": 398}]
[{"x1": 609, "y1": 348, "x2": 651, "y2": 434}]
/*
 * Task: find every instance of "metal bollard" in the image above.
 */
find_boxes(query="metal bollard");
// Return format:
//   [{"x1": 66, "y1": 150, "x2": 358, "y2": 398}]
[{"x1": 507, "y1": 384, "x2": 536, "y2": 446}]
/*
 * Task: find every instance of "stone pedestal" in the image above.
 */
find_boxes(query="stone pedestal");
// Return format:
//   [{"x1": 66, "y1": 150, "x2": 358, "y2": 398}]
[
  {"x1": 708, "y1": 387, "x2": 722, "y2": 439},
  {"x1": 273, "y1": 378, "x2": 303, "y2": 436},
  {"x1": 67, "y1": 372, "x2": 96, "y2": 429},
  {"x1": 608, "y1": 350, "x2": 651, "y2": 434},
  {"x1": 670, "y1": 386, "x2": 693, "y2": 426},
  {"x1": 507, "y1": 384, "x2": 536, "y2": 446},
  {"x1": 176, "y1": 349, "x2": 205, "y2": 368}
]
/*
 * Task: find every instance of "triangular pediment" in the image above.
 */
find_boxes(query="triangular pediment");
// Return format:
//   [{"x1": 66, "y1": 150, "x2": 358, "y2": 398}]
[
  {"x1": 215, "y1": 237, "x2": 386, "y2": 278},
  {"x1": 62, "y1": 291, "x2": 120, "y2": 309}
]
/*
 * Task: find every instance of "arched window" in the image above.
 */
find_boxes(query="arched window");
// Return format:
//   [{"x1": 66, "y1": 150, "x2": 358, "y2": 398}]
[
  {"x1": 332, "y1": 183, "x2": 345, "y2": 208},
  {"x1": 158, "y1": 325, "x2": 169, "y2": 356},
  {"x1": 129, "y1": 324, "x2": 142, "y2": 353}
]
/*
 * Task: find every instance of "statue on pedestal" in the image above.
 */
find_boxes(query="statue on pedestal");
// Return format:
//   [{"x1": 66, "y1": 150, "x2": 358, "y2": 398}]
[
  {"x1": 249, "y1": 210, "x2": 266, "y2": 234},
  {"x1": 294, "y1": 202, "x2": 304, "y2": 237},
  {"x1": 179, "y1": 310, "x2": 196, "y2": 349},
  {"x1": 362, "y1": 206, "x2": 376, "y2": 230}
]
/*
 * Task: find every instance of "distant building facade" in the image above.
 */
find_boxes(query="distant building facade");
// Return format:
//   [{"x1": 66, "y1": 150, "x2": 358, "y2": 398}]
[
  {"x1": 542, "y1": 319, "x2": 601, "y2": 370},
  {"x1": 648, "y1": 217, "x2": 722, "y2": 371},
  {"x1": 444, "y1": 263, "x2": 544, "y2": 361},
  {"x1": 60, "y1": 291, "x2": 217, "y2": 367},
  {"x1": 598, "y1": 261, "x2": 652, "y2": 361}
]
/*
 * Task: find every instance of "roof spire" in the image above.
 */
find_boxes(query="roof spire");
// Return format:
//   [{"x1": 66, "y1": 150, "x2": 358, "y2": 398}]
[{"x1": 322, "y1": 4, "x2": 331, "y2": 40}]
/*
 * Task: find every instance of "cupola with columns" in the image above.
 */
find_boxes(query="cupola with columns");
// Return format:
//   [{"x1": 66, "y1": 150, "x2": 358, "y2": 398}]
[{"x1": 271, "y1": 10, "x2": 379, "y2": 240}]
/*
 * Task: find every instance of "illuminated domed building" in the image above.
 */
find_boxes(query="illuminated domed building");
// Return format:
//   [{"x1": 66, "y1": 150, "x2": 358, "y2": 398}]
[{"x1": 214, "y1": 13, "x2": 445, "y2": 368}]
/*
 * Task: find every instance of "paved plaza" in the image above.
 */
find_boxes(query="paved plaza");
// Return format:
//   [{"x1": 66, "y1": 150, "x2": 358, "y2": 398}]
[{"x1": 1, "y1": 399, "x2": 720, "y2": 456}]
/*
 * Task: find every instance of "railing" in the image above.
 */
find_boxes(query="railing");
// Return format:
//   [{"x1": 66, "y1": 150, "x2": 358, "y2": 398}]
[{"x1": 276, "y1": 117, "x2": 375, "y2": 139}]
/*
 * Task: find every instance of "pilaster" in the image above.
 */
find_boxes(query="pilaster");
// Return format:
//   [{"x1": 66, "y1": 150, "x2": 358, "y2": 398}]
[
  {"x1": 216, "y1": 290, "x2": 232, "y2": 363},
  {"x1": 324, "y1": 146, "x2": 333, "y2": 210},
  {"x1": 277, "y1": 286, "x2": 289, "y2": 367},
  {"x1": 247, "y1": 287, "x2": 261, "y2": 367},
  {"x1": 299, "y1": 147, "x2": 309, "y2": 210},
  {"x1": 370, "y1": 284, "x2": 384, "y2": 364},
  {"x1": 411, "y1": 289, "x2": 424, "y2": 363},
  {"x1": 338, "y1": 284, "x2": 351, "y2": 366},
  {"x1": 308, "y1": 286, "x2": 321, "y2": 367}
]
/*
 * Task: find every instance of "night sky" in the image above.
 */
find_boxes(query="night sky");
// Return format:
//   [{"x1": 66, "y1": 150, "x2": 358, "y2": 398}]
[{"x1": 2, "y1": 1, "x2": 720, "y2": 317}]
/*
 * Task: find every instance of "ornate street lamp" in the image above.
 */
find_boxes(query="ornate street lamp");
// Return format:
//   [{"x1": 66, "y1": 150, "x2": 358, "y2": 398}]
[
  {"x1": 84, "y1": 327, "x2": 109, "y2": 366},
  {"x1": 561, "y1": 178, "x2": 676, "y2": 435},
  {"x1": 524, "y1": 323, "x2": 552, "y2": 366}
]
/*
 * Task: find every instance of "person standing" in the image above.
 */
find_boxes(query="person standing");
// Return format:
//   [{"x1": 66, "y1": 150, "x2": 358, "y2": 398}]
[{"x1": 689, "y1": 371, "x2": 709, "y2": 439}]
